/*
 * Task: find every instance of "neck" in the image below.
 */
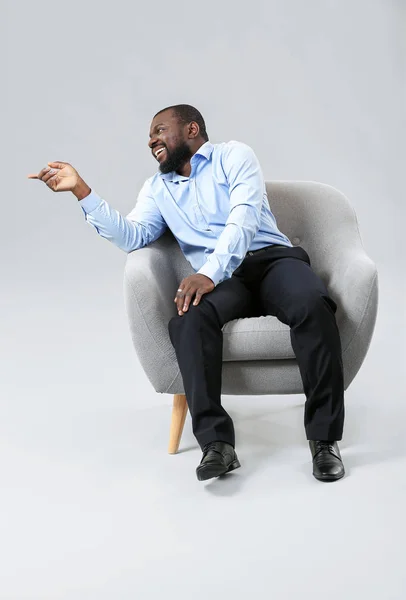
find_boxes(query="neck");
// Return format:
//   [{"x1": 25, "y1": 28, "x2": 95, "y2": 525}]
[
  {"x1": 176, "y1": 139, "x2": 207, "y2": 177},
  {"x1": 177, "y1": 162, "x2": 192, "y2": 177}
]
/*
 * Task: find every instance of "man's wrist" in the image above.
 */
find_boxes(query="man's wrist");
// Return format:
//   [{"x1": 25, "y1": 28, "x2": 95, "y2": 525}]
[
  {"x1": 197, "y1": 264, "x2": 220, "y2": 287},
  {"x1": 73, "y1": 179, "x2": 92, "y2": 201}
]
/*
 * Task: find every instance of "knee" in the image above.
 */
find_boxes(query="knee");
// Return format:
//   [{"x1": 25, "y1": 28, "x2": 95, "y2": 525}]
[
  {"x1": 168, "y1": 303, "x2": 203, "y2": 333},
  {"x1": 301, "y1": 291, "x2": 337, "y2": 316},
  {"x1": 287, "y1": 291, "x2": 332, "y2": 325},
  {"x1": 307, "y1": 291, "x2": 337, "y2": 314},
  {"x1": 168, "y1": 313, "x2": 185, "y2": 335},
  {"x1": 168, "y1": 299, "x2": 217, "y2": 333}
]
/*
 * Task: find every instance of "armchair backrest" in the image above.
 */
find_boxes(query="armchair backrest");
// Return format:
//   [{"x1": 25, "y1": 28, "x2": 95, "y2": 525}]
[
  {"x1": 265, "y1": 181, "x2": 365, "y2": 281},
  {"x1": 154, "y1": 181, "x2": 366, "y2": 290}
]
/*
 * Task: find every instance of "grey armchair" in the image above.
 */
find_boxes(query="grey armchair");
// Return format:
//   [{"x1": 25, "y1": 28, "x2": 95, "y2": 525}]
[{"x1": 123, "y1": 181, "x2": 379, "y2": 453}]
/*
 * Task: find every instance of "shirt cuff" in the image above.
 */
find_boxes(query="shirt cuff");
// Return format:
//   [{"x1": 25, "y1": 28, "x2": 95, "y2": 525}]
[
  {"x1": 78, "y1": 189, "x2": 103, "y2": 213},
  {"x1": 197, "y1": 261, "x2": 223, "y2": 287}
]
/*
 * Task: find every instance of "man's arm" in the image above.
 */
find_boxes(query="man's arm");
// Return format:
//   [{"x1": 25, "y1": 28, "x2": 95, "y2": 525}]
[
  {"x1": 80, "y1": 179, "x2": 167, "y2": 252},
  {"x1": 27, "y1": 161, "x2": 167, "y2": 252},
  {"x1": 197, "y1": 142, "x2": 264, "y2": 286}
]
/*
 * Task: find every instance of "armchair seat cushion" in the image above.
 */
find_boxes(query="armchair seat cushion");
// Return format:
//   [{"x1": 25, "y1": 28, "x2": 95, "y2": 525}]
[{"x1": 222, "y1": 316, "x2": 295, "y2": 361}]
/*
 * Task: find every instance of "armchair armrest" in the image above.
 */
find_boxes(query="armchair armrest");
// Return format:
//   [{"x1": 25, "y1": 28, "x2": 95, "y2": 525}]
[
  {"x1": 123, "y1": 231, "x2": 193, "y2": 392},
  {"x1": 327, "y1": 248, "x2": 379, "y2": 386}
]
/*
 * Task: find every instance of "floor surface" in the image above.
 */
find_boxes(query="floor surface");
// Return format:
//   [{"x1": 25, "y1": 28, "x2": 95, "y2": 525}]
[{"x1": 1, "y1": 267, "x2": 405, "y2": 599}]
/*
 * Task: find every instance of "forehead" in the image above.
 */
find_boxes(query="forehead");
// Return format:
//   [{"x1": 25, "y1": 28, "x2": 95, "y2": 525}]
[{"x1": 149, "y1": 109, "x2": 179, "y2": 133}]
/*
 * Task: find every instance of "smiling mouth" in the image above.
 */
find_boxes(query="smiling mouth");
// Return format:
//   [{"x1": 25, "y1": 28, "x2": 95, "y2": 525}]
[{"x1": 154, "y1": 147, "x2": 166, "y2": 160}]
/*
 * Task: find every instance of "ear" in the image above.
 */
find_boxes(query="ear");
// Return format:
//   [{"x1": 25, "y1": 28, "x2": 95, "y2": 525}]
[{"x1": 188, "y1": 121, "x2": 200, "y2": 139}]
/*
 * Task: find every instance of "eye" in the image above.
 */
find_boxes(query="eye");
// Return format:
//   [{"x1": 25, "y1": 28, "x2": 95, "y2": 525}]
[{"x1": 157, "y1": 127, "x2": 164, "y2": 133}]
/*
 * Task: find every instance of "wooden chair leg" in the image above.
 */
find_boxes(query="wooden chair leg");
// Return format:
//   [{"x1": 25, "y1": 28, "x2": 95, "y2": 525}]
[{"x1": 168, "y1": 394, "x2": 188, "y2": 454}]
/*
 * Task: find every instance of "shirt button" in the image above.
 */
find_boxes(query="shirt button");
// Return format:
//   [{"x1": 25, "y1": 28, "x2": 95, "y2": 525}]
[{"x1": 292, "y1": 237, "x2": 300, "y2": 245}]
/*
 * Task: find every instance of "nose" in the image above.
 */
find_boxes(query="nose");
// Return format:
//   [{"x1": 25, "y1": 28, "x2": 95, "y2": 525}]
[{"x1": 148, "y1": 135, "x2": 158, "y2": 149}]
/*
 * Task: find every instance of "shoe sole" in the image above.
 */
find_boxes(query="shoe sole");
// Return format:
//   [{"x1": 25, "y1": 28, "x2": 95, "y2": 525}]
[
  {"x1": 313, "y1": 470, "x2": 345, "y2": 482},
  {"x1": 196, "y1": 458, "x2": 241, "y2": 482}
]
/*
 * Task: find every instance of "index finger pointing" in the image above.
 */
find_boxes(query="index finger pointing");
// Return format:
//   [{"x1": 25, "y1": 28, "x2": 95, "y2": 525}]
[{"x1": 27, "y1": 174, "x2": 39, "y2": 178}]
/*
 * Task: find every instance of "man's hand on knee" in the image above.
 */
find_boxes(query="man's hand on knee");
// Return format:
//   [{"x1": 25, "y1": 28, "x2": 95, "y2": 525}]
[{"x1": 174, "y1": 274, "x2": 215, "y2": 316}]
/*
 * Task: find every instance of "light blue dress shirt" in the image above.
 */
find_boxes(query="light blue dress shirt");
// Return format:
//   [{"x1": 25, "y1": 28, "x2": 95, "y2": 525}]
[{"x1": 79, "y1": 140, "x2": 293, "y2": 286}]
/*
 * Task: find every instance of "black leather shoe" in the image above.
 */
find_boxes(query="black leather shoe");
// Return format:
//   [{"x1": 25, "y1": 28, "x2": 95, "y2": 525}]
[
  {"x1": 196, "y1": 441, "x2": 241, "y2": 481},
  {"x1": 309, "y1": 441, "x2": 345, "y2": 482}
]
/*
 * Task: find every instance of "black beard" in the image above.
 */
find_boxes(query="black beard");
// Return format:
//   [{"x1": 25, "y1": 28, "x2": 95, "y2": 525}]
[{"x1": 159, "y1": 142, "x2": 193, "y2": 174}]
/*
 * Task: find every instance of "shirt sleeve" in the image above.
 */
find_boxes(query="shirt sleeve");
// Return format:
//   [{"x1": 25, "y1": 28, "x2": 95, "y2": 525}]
[
  {"x1": 197, "y1": 142, "x2": 264, "y2": 285},
  {"x1": 79, "y1": 179, "x2": 167, "y2": 252}
]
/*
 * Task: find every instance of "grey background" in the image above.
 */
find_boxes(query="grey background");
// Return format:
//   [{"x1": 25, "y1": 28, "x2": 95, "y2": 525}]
[{"x1": 2, "y1": 1, "x2": 405, "y2": 599}]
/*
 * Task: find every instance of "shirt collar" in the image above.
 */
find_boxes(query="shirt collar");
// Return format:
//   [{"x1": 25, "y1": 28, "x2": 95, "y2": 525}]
[
  {"x1": 159, "y1": 141, "x2": 214, "y2": 182},
  {"x1": 194, "y1": 140, "x2": 214, "y2": 160}
]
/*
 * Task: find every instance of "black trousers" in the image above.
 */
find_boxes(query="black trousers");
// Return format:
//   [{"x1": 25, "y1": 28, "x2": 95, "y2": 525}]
[{"x1": 168, "y1": 245, "x2": 345, "y2": 449}]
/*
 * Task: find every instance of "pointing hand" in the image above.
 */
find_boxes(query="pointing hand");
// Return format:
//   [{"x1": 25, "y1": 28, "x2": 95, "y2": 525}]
[{"x1": 27, "y1": 161, "x2": 80, "y2": 193}]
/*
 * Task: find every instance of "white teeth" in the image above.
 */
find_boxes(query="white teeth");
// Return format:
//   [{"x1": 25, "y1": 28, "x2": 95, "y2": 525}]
[{"x1": 155, "y1": 147, "x2": 165, "y2": 158}]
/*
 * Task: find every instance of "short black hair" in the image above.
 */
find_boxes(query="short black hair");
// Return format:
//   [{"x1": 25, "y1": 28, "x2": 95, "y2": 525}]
[{"x1": 153, "y1": 104, "x2": 209, "y2": 142}]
